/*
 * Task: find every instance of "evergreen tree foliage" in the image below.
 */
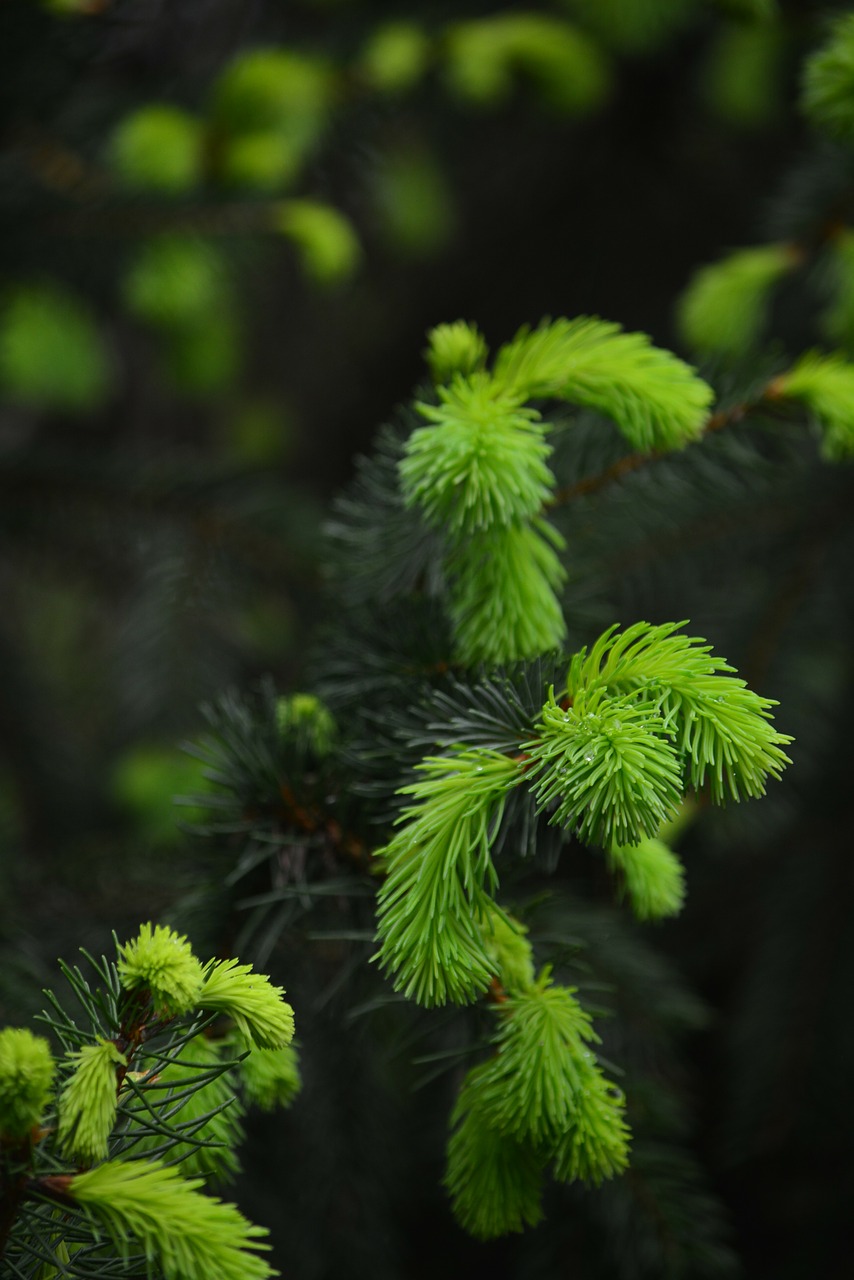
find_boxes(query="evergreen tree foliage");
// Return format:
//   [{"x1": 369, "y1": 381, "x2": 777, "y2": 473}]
[
  {"x1": 0, "y1": 927, "x2": 298, "y2": 1278},
  {"x1": 4, "y1": 2, "x2": 854, "y2": 1277}
]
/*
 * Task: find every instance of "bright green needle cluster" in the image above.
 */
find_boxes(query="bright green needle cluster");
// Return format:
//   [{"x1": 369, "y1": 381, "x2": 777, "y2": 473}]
[
  {"x1": 276, "y1": 692, "x2": 337, "y2": 756},
  {"x1": 481, "y1": 905, "x2": 536, "y2": 995},
  {"x1": 676, "y1": 244, "x2": 797, "y2": 358},
  {"x1": 358, "y1": 21, "x2": 432, "y2": 95},
  {"x1": 608, "y1": 835, "x2": 686, "y2": 920},
  {"x1": 0, "y1": 1027, "x2": 54, "y2": 1139},
  {"x1": 110, "y1": 106, "x2": 203, "y2": 193},
  {"x1": 424, "y1": 320, "x2": 489, "y2": 383},
  {"x1": 199, "y1": 960, "x2": 295, "y2": 1050},
  {"x1": 526, "y1": 689, "x2": 684, "y2": 848},
  {"x1": 273, "y1": 199, "x2": 361, "y2": 284},
  {"x1": 57, "y1": 1038, "x2": 127, "y2": 1165},
  {"x1": 399, "y1": 317, "x2": 716, "y2": 666},
  {"x1": 445, "y1": 13, "x2": 608, "y2": 113},
  {"x1": 492, "y1": 316, "x2": 714, "y2": 450},
  {"x1": 1, "y1": 932, "x2": 299, "y2": 1277},
  {"x1": 117, "y1": 923, "x2": 205, "y2": 1018},
  {"x1": 776, "y1": 350, "x2": 854, "y2": 459},
  {"x1": 473, "y1": 978, "x2": 603, "y2": 1143},
  {"x1": 445, "y1": 973, "x2": 629, "y2": 1237},
  {"x1": 445, "y1": 1083, "x2": 544, "y2": 1239},
  {"x1": 565, "y1": 621, "x2": 793, "y2": 804},
  {"x1": 374, "y1": 623, "x2": 791, "y2": 1019},
  {"x1": 550, "y1": 1068, "x2": 630, "y2": 1185},
  {"x1": 235, "y1": 1038, "x2": 302, "y2": 1112},
  {"x1": 130, "y1": 1035, "x2": 244, "y2": 1181},
  {"x1": 374, "y1": 748, "x2": 523, "y2": 1006},
  {"x1": 402, "y1": 374, "x2": 554, "y2": 533},
  {"x1": 801, "y1": 14, "x2": 854, "y2": 143},
  {"x1": 68, "y1": 1158, "x2": 276, "y2": 1280},
  {"x1": 448, "y1": 521, "x2": 567, "y2": 664}
]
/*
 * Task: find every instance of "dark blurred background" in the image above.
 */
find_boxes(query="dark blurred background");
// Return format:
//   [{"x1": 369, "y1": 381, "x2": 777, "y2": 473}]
[{"x1": 2, "y1": 1, "x2": 852, "y2": 1277}]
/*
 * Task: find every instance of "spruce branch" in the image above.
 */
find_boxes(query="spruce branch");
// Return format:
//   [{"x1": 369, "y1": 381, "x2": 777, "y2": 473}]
[
  {"x1": 444, "y1": 1084, "x2": 544, "y2": 1240},
  {"x1": 550, "y1": 1069, "x2": 631, "y2": 1185},
  {"x1": 524, "y1": 688, "x2": 684, "y2": 848},
  {"x1": 446, "y1": 519, "x2": 567, "y2": 664},
  {"x1": 56, "y1": 1040, "x2": 127, "y2": 1167},
  {"x1": 676, "y1": 243, "x2": 801, "y2": 358},
  {"x1": 491, "y1": 316, "x2": 714, "y2": 450},
  {"x1": 0, "y1": 1031, "x2": 55, "y2": 1143},
  {"x1": 373, "y1": 748, "x2": 523, "y2": 1006},
  {"x1": 55, "y1": 1159, "x2": 276, "y2": 1280},
  {"x1": 233, "y1": 1037, "x2": 301, "y2": 1112},
  {"x1": 116, "y1": 924, "x2": 205, "y2": 1020},
  {"x1": 198, "y1": 961, "x2": 295, "y2": 1050},
  {"x1": 424, "y1": 320, "x2": 489, "y2": 383},
  {"x1": 771, "y1": 350, "x2": 854, "y2": 459},
  {"x1": 607, "y1": 836, "x2": 686, "y2": 921},
  {"x1": 468, "y1": 972, "x2": 613, "y2": 1147},
  {"x1": 123, "y1": 1035, "x2": 245, "y2": 1181},
  {"x1": 401, "y1": 373, "x2": 554, "y2": 534},
  {"x1": 565, "y1": 621, "x2": 793, "y2": 803}
]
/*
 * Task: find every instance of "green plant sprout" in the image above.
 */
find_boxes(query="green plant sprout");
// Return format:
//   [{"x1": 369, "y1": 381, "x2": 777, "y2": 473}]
[
  {"x1": 177, "y1": 293, "x2": 854, "y2": 1241},
  {"x1": 0, "y1": 924, "x2": 298, "y2": 1279}
]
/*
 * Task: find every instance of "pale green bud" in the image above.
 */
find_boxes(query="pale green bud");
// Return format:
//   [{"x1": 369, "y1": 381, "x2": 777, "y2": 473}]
[
  {"x1": 199, "y1": 959, "x2": 295, "y2": 1050},
  {"x1": 424, "y1": 321, "x2": 488, "y2": 383},
  {"x1": 0, "y1": 1027, "x2": 54, "y2": 1139},
  {"x1": 117, "y1": 922, "x2": 205, "y2": 1018},
  {"x1": 276, "y1": 693, "x2": 336, "y2": 756},
  {"x1": 57, "y1": 1038, "x2": 126, "y2": 1165}
]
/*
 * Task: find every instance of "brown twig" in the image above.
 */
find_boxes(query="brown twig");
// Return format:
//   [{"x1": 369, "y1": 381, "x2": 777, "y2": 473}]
[{"x1": 546, "y1": 393, "x2": 768, "y2": 511}]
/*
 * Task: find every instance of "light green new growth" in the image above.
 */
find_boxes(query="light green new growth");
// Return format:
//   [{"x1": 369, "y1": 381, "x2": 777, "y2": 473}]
[
  {"x1": 492, "y1": 317, "x2": 714, "y2": 450},
  {"x1": 424, "y1": 320, "x2": 488, "y2": 383},
  {"x1": 444, "y1": 974, "x2": 629, "y2": 1236},
  {"x1": 471, "y1": 975, "x2": 605, "y2": 1144},
  {"x1": 402, "y1": 374, "x2": 554, "y2": 533},
  {"x1": 130, "y1": 1035, "x2": 244, "y2": 1181},
  {"x1": 676, "y1": 244, "x2": 797, "y2": 357},
  {"x1": 608, "y1": 836, "x2": 686, "y2": 920},
  {"x1": 525, "y1": 689, "x2": 684, "y2": 848},
  {"x1": 211, "y1": 48, "x2": 333, "y2": 145},
  {"x1": 374, "y1": 748, "x2": 523, "y2": 1006},
  {"x1": 551, "y1": 1069, "x2": 631, "y2": 1185},
  {"x1": 273, "y1": 200, "x2": 361, "y2": 283},
  {"x1": 372, "y1": 622, "x2": 789, "y2": 1028},
  {"x1": 57, "y1": 1038, "x2": 126, "y2": 1165},
  {"x1": 444, "y1": 13, "x2": 608, "y2": 113},
  {"x1": 358, "y1": 21, "x2": 432, "y2": 94},
  {"x1": 68, "y1": 1158, "x2": 276, "y2": 1280},
  {"x1": 110, "y1": 106, "x2": 203, "y2": 193},
  {"x1": 0, "y1": 285, "x2": 113, "y2": 413},
  {"x1": 445, "y1": 1083, "x2": 544, "y2": 1240},
  {"x1": 199, "y1": 960, "x2": 295, "y2": 1049},
  {"x1": 822, "y1": 230, "x2": 854, "y2": 352},
  {"x1": 801, "y1": 14, "x2": 854, "y2": 143},
  {"x1": 276, "y1": 692, "x2": 337, "y2": 755},
  {"x1": 775, "y1": 350, "x2": 854, "y2": 459},
  {"x1": 0, "y1": 1028, "x2": 54, "y2": 1139},
  {"x1": 448, "y1": 519, "x2": 567, "y2": 664},
  {"x1": 481, "y1": 905, "x2": 536, "y2": 994},
  {"x1": 124, "y1": 237, "x2": 227, "y2": 330},
  {"x1": 235, "y1": 1038, "x2": 302, "y2": 1111},
  {"x1": 117, "y1": 923, "x2": 205, "y2": 1018},
  {"x1": 565, "y1": 621, "x2": 793, "y2": 803}
]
